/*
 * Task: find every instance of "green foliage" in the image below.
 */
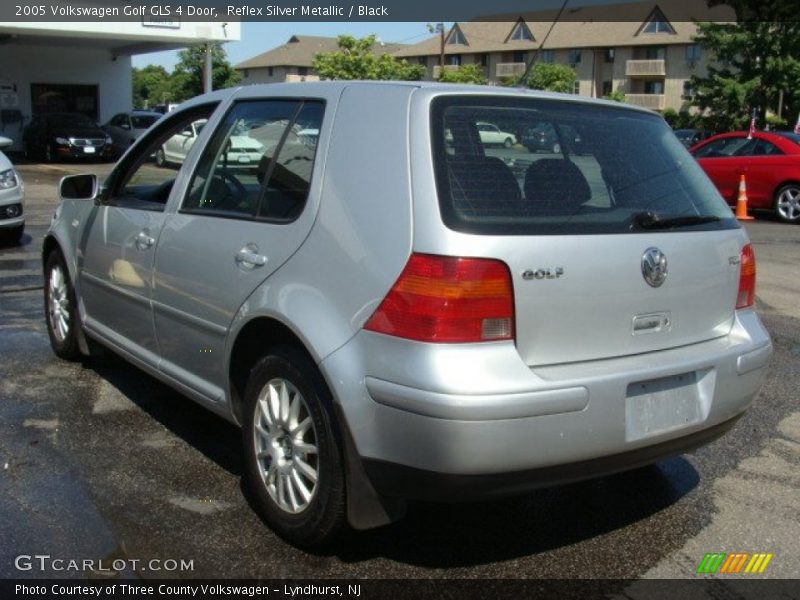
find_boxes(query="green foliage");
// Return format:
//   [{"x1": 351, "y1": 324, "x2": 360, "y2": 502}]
[
  {"x1": 691, "y1": 2, "x2": 800, "y2": 131},
  {"x1": 603, "y1": 89, "x2": 626, "y2": 103},
  {"x1": 437, "y1": 64, "x2": 488, "y2": 85},
  {"x1": 132, "y1": 65, "x2": 173, "y2": 109},
  {"x1": 312, "y1": 35, "x2": 425, "y2": 81},
  {"x1": 521, "y1": 63, "x2": 577, "y2": 94},
  {"x1": 173, "y1": 43, "x2": 240, "y2": 101}
]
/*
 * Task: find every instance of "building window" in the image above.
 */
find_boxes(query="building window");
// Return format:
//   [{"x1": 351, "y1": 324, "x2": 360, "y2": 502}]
[
  {"x1": 480, "y1": 53, "x2": 489, "y2": 67},
  {"x1": 418, "y1": 57, "x2": 427, "y2": 66},
  {"x1": 448, "y1": 27, "x2": 467, "y2": 45},
  {"x1": 268, "y1": 67, "x2": 274, "y2": 77},
  {"x1": 513, "y1": 51, "x2": 525, "y2": 64},
  {"x1": 569, "y1": 48, "x2": 581, "y2": 64},
  {"x1": 298, "y1": 67, "x2": 308, "y2": 76},
  {"x1": 509, "y1": 21, "x2": 534, "y2": 42},
  {"x1": 540, "y1": 50, "x2": 555, "y2": 63},
  {"x1": 644, "y1": 81, "x2": 664, "y2": 94},
  {"x1": 645, "y1": 46, "x2": 666, "y2": 60},
  {"x1": 602, "y1": 81, "x2": 613, "y2": 96},
  {"x1": 573, "y1": 81, "x2": 581, "y2": 95},
  {"x1": 642, "y1": 8, "x2": 676, "y2": 34},
  {"x1": 243, "y1": 69, "x2": 249, "y2": 78},
  {"x1": 605, "y1": 48, "x2": 615, "y2": 63},
  {"x1": 682, "y1": 81, "x2": 695, "y2": 98},
  {"x1": 685, "y1": 44, "x2": 701, "y2": 64},
  {"x1": 447, "y1": 54, "x2": 462, "y2": 66}
]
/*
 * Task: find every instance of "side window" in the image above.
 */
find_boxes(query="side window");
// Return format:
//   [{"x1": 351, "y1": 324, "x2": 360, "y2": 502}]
[
  {"x1": 183, "y1": 99, "x2": 324, "y2": 221},
  {"x1": 693, "y1": 137, "x2": 748, "y2": 158},
  {"x1": 105, "y1": 106, "x2": 218, "y2": 211},
  {"x1": 111, "y1": 114, "x2": 125, "y2": 127},
  {"x1": 749, "y1": 140, "x2": 783, "y2": 156}
]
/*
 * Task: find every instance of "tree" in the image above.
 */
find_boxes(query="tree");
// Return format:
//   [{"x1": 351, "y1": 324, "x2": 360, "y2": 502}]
[
  {"x1": 519, "y1": 63, "x2": 577, "y2": 93},
  {"x1": 172, "y1": 43, "x2": 240, "y2": 101},
  {"x1": 603, "y1": 89, "x2": 627, "y2": 103},
  {"x1": 132, "y1": 65, "x2": 174, "y2": 109},
  {"x1": 312, "y1": 35, "x2": 425, "y2": 81},
  {"x1": 691, "y1": 1, "x2": 800, "y2": 130},
  {"x1": 438, "y1": 64, "x2": 488, "y2": 85}
]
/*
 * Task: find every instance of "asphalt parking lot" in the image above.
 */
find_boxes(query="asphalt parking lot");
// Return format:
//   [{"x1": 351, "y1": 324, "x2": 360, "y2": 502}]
[{"x1": 1, "y1": 160, "x2": 799, "y2": 582}]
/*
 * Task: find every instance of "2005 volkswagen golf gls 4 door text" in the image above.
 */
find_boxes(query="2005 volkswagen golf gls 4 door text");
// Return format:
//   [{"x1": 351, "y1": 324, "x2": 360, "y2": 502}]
[{"x1": 43, "y1": 82, "x2": 772, "y2": 547}]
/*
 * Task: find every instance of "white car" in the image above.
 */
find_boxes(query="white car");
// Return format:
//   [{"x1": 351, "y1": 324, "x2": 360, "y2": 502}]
[
  {"x1": 155, "y1": 119, "x2": 264, "y2": 167},
  {"x1": 477, "y1": 121, "x2": 517, "y2": 147},
  {"x1": 0, "y1": 136, "x2": 24, "y2": 245}
]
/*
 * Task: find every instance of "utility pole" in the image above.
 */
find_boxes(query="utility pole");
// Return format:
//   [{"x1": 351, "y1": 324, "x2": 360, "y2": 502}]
[
  {"x1": 203, "y1": 43, "x2": 213, "y2": 94},
  {"x1": 427, "y1": 23, "x2": 446, "y2": 77}
]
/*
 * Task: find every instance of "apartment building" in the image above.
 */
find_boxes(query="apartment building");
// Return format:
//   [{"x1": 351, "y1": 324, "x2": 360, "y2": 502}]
[
  {"x1": 234, "y1": 35, "x2": 406, "y2": 84},
  {"x1": 393, "y1": 1, "x2": 735, "y2": 112}
]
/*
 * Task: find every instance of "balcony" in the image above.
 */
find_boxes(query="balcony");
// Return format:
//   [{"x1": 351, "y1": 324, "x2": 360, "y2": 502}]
[
  {"x1": 495, "y1": 62, "x2": 526, "y2": 78},
  {"x1": 625, "y1": 94, "x2": 666, "y2": 110},
  {"x1": 625, "y1": 59, "x2": 666, "y2": 77},
  {"x1": 432, "y1": 65, "x2": 461, "y2": 79}
]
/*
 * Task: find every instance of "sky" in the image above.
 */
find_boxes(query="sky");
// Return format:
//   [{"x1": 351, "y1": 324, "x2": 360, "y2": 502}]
[{"x1": 132, "y1": 22, "x2": 447, "y2": 70}]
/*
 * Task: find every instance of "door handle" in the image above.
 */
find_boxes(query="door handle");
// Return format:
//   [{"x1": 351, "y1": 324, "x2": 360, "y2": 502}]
[
  {"x1": 235, "y1": 244, "x2": 268, "y2": 268},
  {"x1": 135, "y1": 231, "x2": 155, "y2": 251}
]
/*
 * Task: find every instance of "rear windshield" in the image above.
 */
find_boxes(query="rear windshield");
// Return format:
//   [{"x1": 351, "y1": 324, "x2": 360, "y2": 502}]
[
  {"x1": 431, "y1": 96, "x2": 738, "y2": 235},
  {"x1": 131, "y1": 115, "x2": 159, "y2": 129}
]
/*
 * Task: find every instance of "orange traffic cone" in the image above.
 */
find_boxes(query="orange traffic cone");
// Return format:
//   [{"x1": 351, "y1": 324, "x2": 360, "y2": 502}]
[{"x1": 735, "y1": 174, "x2": 754, "y2": 221}]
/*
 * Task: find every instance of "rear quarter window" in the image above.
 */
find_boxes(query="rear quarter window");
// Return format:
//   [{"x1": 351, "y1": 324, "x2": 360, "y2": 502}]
[{"x1": 431, "y1": 96, "x2": 738, "y2": 235}]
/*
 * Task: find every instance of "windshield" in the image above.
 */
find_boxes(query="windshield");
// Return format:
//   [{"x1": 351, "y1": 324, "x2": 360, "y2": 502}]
[
  {"x1": 47, "y1": 113, "x2": 96, "y2": 128},
  {"x1": 131, "y1": 115, "x2": 159, "y2": 129},
  {"x1": 431, "y1": 96, "x2": 738, "y2": 235}
]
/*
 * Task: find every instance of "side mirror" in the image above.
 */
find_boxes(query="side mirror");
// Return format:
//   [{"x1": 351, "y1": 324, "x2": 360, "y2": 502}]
[
  {"x1": 59, "y1": 174, "x2": 98, "y2": 201},
  {"x1": 0, "y1": 136, "x2": 12, "y2": 149}
]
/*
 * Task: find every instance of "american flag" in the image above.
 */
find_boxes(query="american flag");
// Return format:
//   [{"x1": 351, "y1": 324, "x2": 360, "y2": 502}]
[
  {"x1": 794, "y1": 113, "x2": 800, "y2": 135},
  {"x1": 747, "y1": 109, "x2": 757, "y2": 138}
]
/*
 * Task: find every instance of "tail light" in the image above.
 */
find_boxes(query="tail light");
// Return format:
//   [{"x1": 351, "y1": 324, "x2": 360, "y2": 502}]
[
  {"x1": 736, "y1": 244, "x2": 756, "y2": 310},
  {"x1": 364, "y1": 253, "x2": 514, "y2": 343}
]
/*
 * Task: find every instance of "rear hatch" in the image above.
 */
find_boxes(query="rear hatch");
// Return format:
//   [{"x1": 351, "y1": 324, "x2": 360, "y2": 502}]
[{"x1": 428, "y1": 94, "x2": 745, "y2": 366}]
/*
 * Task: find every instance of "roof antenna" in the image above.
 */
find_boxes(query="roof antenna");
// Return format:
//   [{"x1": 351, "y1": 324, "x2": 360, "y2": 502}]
[{"x1": 517, "y1": 0, "x2": 570, "y2": 88}]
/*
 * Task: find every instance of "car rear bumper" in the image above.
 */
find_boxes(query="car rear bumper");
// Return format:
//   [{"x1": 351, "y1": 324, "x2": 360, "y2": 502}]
[{"x1": 321, "y1": 309, "x2": 771, "y2": 499}]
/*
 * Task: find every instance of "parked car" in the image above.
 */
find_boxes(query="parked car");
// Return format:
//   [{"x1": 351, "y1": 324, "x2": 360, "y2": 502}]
[
  {"x1": 0, "y1": 136, "x2": 24, "y2": 245},
  {"x1": 690, "y1": 131, "x2": 800, "y2": 223},
  {"x1": 521, "y1": 122, "x2": 581, "y2": 153},
  {"x1": 23, "y1": 113, "x2": 113, "y2": 162},
  {"x1": 43, "y1": 82, "x2": 771, "y2": 547},
  {"x1": 673, "y1": 128, "x2": 713, "y2": 148},
  {"x1": 104, "y1": 110, "x2": 161, "y2": 155},
  {"x1": 155, "y1": 119, "x2": 264, "y2": 168},
  {"x1": 476, "y1": 121, "x2": 517, "y2": 147}
]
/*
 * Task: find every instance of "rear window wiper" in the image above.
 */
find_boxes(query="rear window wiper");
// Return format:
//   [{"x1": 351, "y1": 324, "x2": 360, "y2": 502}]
[{"x1": 631, "y1": 211, "x2": 721, "y2": 230}]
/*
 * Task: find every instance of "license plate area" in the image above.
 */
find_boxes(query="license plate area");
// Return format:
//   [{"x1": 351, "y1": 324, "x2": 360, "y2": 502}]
[
  {"x1": 83, "y1": 146, "x2": 96, "y2": 154},
  {"x1": 625, "y1": 370, "x2": 713, "y2": 441}
]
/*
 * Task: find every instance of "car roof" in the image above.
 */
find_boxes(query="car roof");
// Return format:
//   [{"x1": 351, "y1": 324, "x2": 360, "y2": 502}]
[
  {"x1": 178, "y1": 81, "x2": 656, "y2": 116},
  {"x1": 690, "y1": 130, "x2": 800, "y2": 153}
]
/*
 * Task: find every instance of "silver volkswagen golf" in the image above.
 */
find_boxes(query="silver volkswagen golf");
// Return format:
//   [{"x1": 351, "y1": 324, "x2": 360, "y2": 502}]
[{"x1": 43, "y1": 82, "x2": 772, "y2": 547}]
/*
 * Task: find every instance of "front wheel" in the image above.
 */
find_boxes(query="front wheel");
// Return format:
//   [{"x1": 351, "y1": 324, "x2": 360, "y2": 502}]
[
  {"x1": 552, "y1": 142, "x2": 562, "y2": 154},
  {"x1": 44, "y1": 251, "x2": 81, "y2": 360},
  {"x1": 503, "y1": 137, "x2": 513, "y2": 148},
  {"x1": 155, "y1": 147, "x2": 166, "y2": 167},
  {"x1": 774, "y1": 184, "x2": 800, "y2": 223},
  {"x1": 242, "y1": 346, "x2": 346, "y2": 548}
]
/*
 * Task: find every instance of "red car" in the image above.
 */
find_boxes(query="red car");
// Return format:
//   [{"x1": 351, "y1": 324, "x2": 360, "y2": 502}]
[{"x1": 690, "y1": 131, "x2": 800, "y2": 223}]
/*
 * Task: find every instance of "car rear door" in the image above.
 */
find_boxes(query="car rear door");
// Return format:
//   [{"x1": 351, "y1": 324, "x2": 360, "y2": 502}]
[
  {"x1": 151, "y1": 97, "x2": 326, "y2": 400},
  {"x1": 735, "y1": 137, "x2": 786, "y2": 209},
  {"x1": 692, "y1": 135, "x2": 749, "y2": 204}
]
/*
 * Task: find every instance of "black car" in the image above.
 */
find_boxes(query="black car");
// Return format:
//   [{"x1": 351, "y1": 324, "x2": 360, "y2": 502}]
[
  {"x1": 673, "y1": 128, "x2": 713, "y2": 148},
  {"x1": 520, "y1": 122, "x2": 582, "y2": 153},
  {"x1": 23, "y1": 113, "x2": 114, "y2": 162}
]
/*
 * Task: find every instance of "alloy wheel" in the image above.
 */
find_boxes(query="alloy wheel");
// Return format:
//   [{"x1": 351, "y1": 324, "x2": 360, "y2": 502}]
[
  {"x1": 776, "y1": 185, "x2": 800, "y2": 222},
  {"x1": 47, "y1": 264, "x2": 70, "y2": 343}
]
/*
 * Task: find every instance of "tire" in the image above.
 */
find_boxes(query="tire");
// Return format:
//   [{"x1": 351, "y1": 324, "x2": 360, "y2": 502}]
[
  {"x1": 3, "y1": 224, "x2": 24, "y2": 246},
  {"x1": 242, "y1": 346, "x2": 346, "y2": 548},
  {"x1": 503, "y1": 137, "x2": 513, "y2": 148},
  {"x1": 552, "y1": 142, "x2": 562, "y2": 154},
  {"x1": 155, "y1": 147, "x2": 166, "y2": 167},
  {"x1": 774, "y1": 183, "x2": 800, "y2": 223},
  {"x1": 44, "y1": 251, "x2": 82, "y2": 360}
]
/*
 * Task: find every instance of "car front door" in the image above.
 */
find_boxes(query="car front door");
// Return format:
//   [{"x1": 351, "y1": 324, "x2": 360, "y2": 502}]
[
  {"x1": 152, "y1": 98, "x2": 326, "y2": 401},
  {"x1": 693, "y1": 135, "x2": 749, "y2": 204},
  {"x1": 78, "y1": 106, "x2": 218, "y2": 364},
  {"x1": 733, "y1": 138, "x2": 785, "y2": 209}
]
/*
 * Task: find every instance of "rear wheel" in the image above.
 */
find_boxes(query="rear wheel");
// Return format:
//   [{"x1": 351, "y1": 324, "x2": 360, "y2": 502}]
[
  {"x1": 242, "y1": 346, "x2": 345, "y2": 548},
  {"x1": 155, "y1": 147, "x2": 166, "y2": 167},
  {"x1": 774, "y1": 184, "x2": 800, "y2": 223},
  {"x1": 44, "y1": 251, "x2": 81, "y2": 360},
  {"x1": 552, "y1": 142, "x2": 562, "y2": 154}
]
